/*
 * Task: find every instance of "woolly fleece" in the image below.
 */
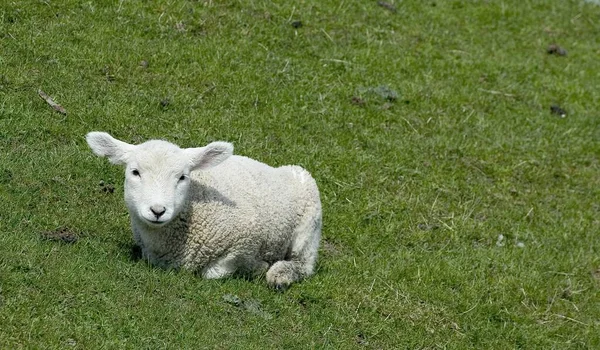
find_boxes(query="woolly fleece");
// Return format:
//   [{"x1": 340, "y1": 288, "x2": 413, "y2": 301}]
[{"x1": 88, "y1": 133, "x2": 322, "y2": 288}]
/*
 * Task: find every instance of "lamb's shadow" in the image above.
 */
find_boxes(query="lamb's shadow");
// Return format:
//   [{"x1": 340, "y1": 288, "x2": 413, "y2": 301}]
[{"x1": 128, "y1": 243, "x2": 143, "y2": 262}]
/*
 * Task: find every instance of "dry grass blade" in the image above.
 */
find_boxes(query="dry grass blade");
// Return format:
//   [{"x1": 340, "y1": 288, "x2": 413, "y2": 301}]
[{"x1": 38, "y1": 89, "x2": 67, "y2": 115}]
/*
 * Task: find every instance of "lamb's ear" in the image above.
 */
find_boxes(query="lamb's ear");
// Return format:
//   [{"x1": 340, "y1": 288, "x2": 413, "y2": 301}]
[
  {"x1": 186, "y1": 142, "x2": 233, "y2": 170},
  {"x1": 86, "y1": 132, "x2": 135, "y2": 165}
]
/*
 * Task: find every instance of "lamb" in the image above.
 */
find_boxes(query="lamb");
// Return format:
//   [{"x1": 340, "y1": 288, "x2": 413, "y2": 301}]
[{"x1": 86, "y1": 132, "x2": 322, "y2": 289}]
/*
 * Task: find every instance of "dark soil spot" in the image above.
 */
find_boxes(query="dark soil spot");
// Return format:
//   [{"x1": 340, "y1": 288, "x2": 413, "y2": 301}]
[
  {"x1": 351, "y1": 96, "x2": 365, "y2": 106},
  {"x1": 160, "y1": 98, "x2": 171, "y2": 108},
  {"x1": 355, "y1": 332, "x2": 369, "y2": 346},
  {"x1": 550, "y1": 105, "x2": 567, "y2": 118},
  {"x1": 98, "y1": 180, "x2": 115, "y2": 194},
  {"x1": 561, "y1": 287, "x2": 573, "y2": 301},
  {"x1": 41, "y1": 228, "x2": 79, "y2": 244},
  {"x1": 377, "y1": 1, "x2": 397, "y2": 13},
  {"x1": 101, "y1": 65, "x2": 115, "y2": 82},
  {"x1": 291, "y1": 20, "x2": 303, "y2": 28},
  {"x1": 547, "y1": 44, "x2": 567, "y2": 56}
]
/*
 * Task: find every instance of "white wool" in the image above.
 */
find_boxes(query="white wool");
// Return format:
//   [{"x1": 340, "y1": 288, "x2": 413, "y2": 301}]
[{"x1": 86, "y1": 132, "x2": 322, "y2": 289}]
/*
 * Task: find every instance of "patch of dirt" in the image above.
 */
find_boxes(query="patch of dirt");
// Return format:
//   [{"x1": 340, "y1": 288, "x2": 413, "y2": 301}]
[
  {"x1": 98, "y1": 180, "x2": 115, "y2": 194},
  {"x1": 175, "y1": 21, "x2": 186, "y2": 32},
  {"x1": 40, "y1": 227, "x2": 79, "y2": 244},
  {"x1": 357, "y1": 85, "x2": 399, "y2": 103},
  {"x1": 101, "y1": 65, "x2": 115, "y2": 82},
  {"x1": 160, "y1": 98, "x2": 171, "y2": 108},
  {"x1": 547, "y1": 44, "x2": 567, "y2": 56},
  {"x1": 355, "y1": 332, "x2": 369, "y2": 346},
  {"x1": 322, "y1": 239, "x2": 342, "y2": 256},
  {"x1": 350, "y1": 96, "x2": 365, "y2": 106},
  {"x1": 377, "y1": 1, "x2": 397, "y2": 13},
  {"x1": 223, "y1": 294, "x2": 273, "y2": 319}
]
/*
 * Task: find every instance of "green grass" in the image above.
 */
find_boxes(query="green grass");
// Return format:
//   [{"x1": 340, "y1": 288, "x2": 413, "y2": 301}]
[{"x1": 1, "y1": 0, "x2": 599, "y2": 348}]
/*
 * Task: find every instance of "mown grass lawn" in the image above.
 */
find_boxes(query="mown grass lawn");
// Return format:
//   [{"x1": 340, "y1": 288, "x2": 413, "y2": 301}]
[{"x1": 1, "y1": 0, "x2": 599, "y2": 348}]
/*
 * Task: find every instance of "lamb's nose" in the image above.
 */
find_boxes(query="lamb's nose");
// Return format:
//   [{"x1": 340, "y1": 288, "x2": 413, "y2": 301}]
[{"x1": 150, "y1": 205, "x2": 166, "y2": 218}]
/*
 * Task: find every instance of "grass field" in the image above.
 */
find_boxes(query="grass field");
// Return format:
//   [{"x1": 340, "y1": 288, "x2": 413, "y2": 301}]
[{"x1": 1, "y1": 0, "x2": 599, "y2": 348}]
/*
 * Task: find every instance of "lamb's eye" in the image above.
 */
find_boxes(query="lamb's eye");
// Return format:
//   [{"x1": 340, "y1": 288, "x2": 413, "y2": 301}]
[
  {"x1": 132, "y1": 169, "x2": 140, "y2": 177},
  {"x1": 178, "y1": 175, "x2": 186, "y2": 182}
]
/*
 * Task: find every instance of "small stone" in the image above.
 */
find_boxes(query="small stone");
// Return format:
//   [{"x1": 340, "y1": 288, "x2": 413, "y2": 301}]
[
  {"x1": 139, "y1": 60, "x2": 149, "y2": 68},
  {"x1": 496, "y1": 234, "x2": 505, "y2": 247},
  {"x1": 592, "y1": 268, "x2": 600, "y2": 281},
  {"x1": 516, "y1": 242, "x2": 525, "y2": 248},
  {"x1": 175, "y1": 21, "x2": 186, "y2": 32},
  {"x1": 547, "y1": 44, "x2": 567, "y2": 56}
]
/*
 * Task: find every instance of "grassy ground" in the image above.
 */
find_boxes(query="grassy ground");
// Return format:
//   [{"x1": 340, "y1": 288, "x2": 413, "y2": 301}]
[{"x1": 1, "y1": 0, "x2": 599, "y2": 348}]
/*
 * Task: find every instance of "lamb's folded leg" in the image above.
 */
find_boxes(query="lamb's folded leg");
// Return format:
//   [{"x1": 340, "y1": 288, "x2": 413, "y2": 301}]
[{"x1": 266, "y1": 198, "x2": 322, "y2": 290}]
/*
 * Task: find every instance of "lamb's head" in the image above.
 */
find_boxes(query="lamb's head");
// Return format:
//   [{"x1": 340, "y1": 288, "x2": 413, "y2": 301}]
[{"x1": 86, "y1": 132, "x2": 233, "y2": 227}]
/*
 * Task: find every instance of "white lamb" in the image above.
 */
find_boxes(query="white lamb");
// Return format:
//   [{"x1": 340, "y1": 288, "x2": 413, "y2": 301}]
[{"x1": 86, "y1": 132, "x2": 322, "y2": 289}]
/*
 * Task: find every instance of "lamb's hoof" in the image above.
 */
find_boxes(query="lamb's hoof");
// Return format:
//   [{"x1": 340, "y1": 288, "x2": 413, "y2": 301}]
[
  {"x1": 266, "y1": 261, "x2": 298, "y2": 291},
  {"x1": 271, "y1": 282, "x2": 290, "y2": 292}
]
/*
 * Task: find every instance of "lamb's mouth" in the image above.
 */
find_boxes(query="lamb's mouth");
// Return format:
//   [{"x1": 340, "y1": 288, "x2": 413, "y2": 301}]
[{"x1": 144, "y1": 218, "x2": 168, "y2": 226}]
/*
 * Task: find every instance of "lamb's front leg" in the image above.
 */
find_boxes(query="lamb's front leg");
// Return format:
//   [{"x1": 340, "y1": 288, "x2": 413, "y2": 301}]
[
  {"x1": 201, "y1": 254, "x2": 238, "y2": 279},
  {"x1": 201, "y1": 254, "x2": 269, "y2": 279}
]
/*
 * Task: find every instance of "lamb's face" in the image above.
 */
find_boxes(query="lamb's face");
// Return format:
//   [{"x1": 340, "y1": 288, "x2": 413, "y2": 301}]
[
  {"x1": 124, "y1": 141, "x2": 192, "y2": 227},
  {"x1": 86, "y1": 132, "x2": 234, "y2": 228}
]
